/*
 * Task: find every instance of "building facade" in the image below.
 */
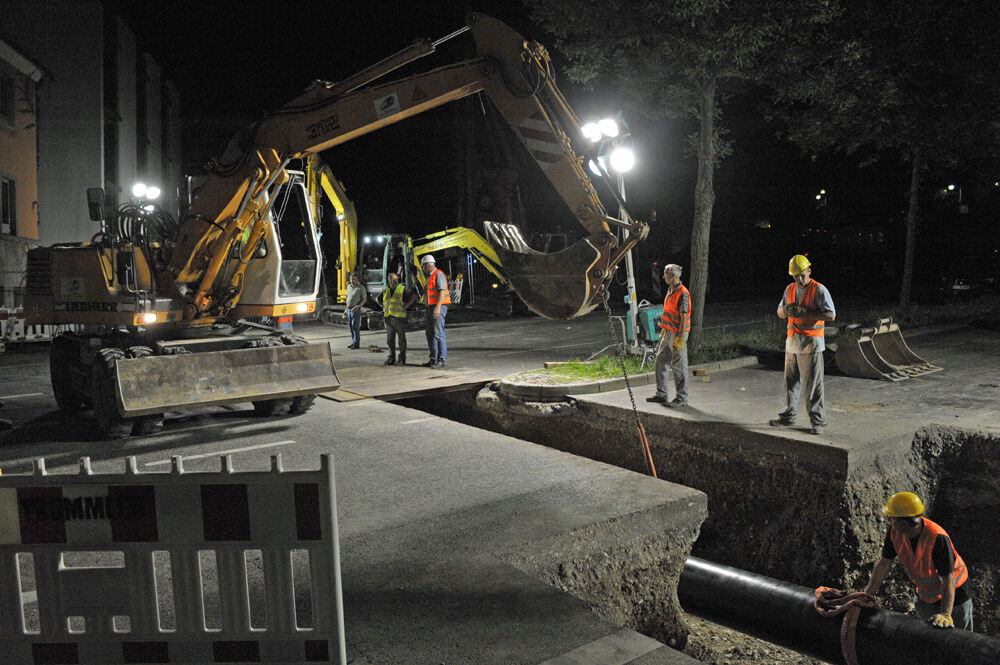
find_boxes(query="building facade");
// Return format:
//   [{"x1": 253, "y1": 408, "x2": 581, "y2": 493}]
[
  {"x1": 0, "y1": 37, "x2": 43, "y2": 308},
  {"x1": 0, "y1": 1, "x2": 182, "y2": 307}
]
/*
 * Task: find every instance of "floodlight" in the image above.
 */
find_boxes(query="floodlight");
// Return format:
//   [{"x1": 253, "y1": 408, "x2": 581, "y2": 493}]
[{"x1": 609, "y1": 146, "x2": 635, "y2": 172}]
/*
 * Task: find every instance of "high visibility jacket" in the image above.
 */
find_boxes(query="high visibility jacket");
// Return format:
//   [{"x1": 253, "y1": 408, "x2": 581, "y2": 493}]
[
  {"x1": 426, "y1": 268, "x2": 451, "y2": 305},
  {"x1": 659, "y1": 285, "x2": 691, "y2": 333},
  {"x1": 890, "y1": 517, "x2": 969, "y2": 604},
  {"x1": 383, "y1": 284, "x2": 407, "y2": 318},
  {"x1": 786, "y1": 280, "x2": 825, "y2": 338}
]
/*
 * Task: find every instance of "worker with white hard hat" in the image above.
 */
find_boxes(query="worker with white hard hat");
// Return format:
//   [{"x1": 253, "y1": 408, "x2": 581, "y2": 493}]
[
  {"x1": 770, "y1": 254, "x2": 836, "y2": 435},
  {"x1": 420, "y1": 254, "x2": 450, "y2": 369}
]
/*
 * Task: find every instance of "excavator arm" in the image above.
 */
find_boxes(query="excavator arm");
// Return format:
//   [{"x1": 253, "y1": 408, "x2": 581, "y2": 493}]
[
  {"x1": 305, "y1": 154, "x2": 358, "y2": 304},
  {"x1": 166, "y1": 13, "x2": 648, "y2": 321}
]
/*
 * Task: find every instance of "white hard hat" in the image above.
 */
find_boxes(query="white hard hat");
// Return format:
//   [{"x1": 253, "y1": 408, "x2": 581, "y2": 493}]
[{"x1": 420, "y1": 254, "x2": 436, "y2": 265}]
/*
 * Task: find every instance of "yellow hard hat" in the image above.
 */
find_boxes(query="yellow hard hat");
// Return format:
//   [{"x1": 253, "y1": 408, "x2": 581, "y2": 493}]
[
  {"x1": 788, "y1": 254, "x2": 811, "y2": 276},
  {"x1": 883, "y1": 491, "x2": 925, "y2": 517}
]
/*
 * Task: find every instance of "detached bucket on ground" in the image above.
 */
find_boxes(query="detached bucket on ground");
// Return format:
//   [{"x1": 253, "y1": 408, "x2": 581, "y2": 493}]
[{"x1": 833, "y1": 318, "x2": 942, "y2": 381}]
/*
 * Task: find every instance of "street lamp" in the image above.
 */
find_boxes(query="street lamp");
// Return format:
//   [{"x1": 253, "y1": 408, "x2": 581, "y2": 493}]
[{"x1": 582, "y1": 114, "x2": 641, "y2": 351}]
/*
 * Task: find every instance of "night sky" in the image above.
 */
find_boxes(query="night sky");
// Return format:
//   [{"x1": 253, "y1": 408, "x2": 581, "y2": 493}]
[
  {"x1": 114, "y1": 1, "x2": 997, "y2": 301},
  {"x1": 114, "y1": 0, "x2": 714, "y2": 236}
]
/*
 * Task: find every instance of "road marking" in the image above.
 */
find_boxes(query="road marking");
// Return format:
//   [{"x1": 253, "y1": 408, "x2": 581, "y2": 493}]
[
  {"x1": 145, "y1": 440, "x2": 296, "y2": 466},
  {"x1": 0, "y1": 392, "x2": 44, "y2": 400},
  {"x1": 401, "y1": 416, "x2": 437, "y2": 425},
  {"x1": 536, "y1": 627, "x2": 662, "y2": 664}
]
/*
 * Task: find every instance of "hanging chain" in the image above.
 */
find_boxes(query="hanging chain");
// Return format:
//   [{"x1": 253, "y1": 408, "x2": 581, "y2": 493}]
[{"x1": 600, "y1": 291, "x2": 657, "y2": 477}]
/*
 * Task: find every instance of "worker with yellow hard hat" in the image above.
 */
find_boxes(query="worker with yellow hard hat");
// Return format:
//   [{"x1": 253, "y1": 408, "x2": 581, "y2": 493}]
[
  {"x1": 770, "y1": 254, "x2": 836, "y2": 435},
  {"x1": 864, "y1": 491, "x2": 973, "y2": 630}
]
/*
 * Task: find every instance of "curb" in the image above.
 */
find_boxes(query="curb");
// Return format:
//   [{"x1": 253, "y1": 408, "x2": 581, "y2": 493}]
[{"x1": 499, "y1": 355, "x2": 760, "y2": 402}]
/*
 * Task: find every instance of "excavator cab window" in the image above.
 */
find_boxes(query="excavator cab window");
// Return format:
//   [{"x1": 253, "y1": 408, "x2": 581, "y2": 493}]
[{"x1": 271, "y1": 181, "x2": 319, "y2": 297}]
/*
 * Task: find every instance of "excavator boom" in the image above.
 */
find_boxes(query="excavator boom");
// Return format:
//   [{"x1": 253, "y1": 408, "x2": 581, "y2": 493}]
[{"x1": 168, "y1": 13, "x2": 648, "y2": 321}]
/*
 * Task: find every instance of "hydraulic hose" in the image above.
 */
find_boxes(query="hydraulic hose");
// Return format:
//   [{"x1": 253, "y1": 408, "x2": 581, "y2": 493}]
[{"x1": 678, "y1": 556, "x2": 1000, "y2": 665}]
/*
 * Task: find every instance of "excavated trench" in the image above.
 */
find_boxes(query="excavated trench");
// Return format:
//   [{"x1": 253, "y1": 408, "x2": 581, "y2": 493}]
[{"x1": 397, "y1": 384, "x2": 1000, "y2": 660}]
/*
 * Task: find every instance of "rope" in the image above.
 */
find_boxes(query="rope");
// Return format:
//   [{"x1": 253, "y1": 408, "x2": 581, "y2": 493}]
[
  {"x1": 814, "y1": 586, "x2": 877, "y2": 665},
  {"x1": 600, "y1": 293, "x2": 657, "y2": 478}
]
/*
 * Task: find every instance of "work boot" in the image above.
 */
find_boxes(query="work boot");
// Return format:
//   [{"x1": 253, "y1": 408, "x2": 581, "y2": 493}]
[
  {"x1": 667, "y1": 397, "x2": 688, "y2": 408},
  {"x1": 646, "y1": 394, "x2": 668, "y2": 404}
]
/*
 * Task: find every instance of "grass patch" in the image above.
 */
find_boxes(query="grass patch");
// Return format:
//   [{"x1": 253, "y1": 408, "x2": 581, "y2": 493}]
[
  {"x1": 507, "y1": 354, "x2": 648, "y2": 384},
  {"x1": 690, "y1": 317, "x2": 786, "y2": 364}
]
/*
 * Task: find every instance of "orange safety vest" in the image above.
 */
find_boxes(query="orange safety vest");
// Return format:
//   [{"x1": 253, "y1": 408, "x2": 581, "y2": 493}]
[
  {"x1": 659, "y1": 285, "x2": 691, "y2": 333},
  {"x1": 786, "y1": 280, "x2": 825, "y2": 338},
  {"x1": 890, "y1": 517, "x2": 969, "y2": 604},
  {"x1": 426, "y1": 268, "x2": 451, "y2": 305}
]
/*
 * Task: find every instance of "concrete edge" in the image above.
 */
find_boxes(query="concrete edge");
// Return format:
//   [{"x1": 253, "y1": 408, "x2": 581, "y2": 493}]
[{"x1": 498, "y1": 355, "x2": 760, "y2": 401}]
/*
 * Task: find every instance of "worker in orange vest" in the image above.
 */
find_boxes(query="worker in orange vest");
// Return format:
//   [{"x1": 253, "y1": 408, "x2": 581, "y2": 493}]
[
  {"x1": 770, "y1": 254, "x2": 835, "y2": 435},
  {"x1": 864, "y1": 491, "x2": 973, "y2": 630},
  {"x1": 646, "y1": 263, "x2": 690, "y2": 407},
  {"x1": 420, "y1": 254, "x2": 450, "y2": 369}
]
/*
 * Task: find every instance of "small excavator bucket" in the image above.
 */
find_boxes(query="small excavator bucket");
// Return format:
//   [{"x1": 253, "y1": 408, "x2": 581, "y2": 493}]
[
  {"x1": 484, "y1": 221, "x2": 608, "y2": 320},
  {"x1": 833, "y1": 318, "x2": 942, "y2": 381},
  {"x1": 114, "y1": 342, "x2": 339, "y2": 417}
]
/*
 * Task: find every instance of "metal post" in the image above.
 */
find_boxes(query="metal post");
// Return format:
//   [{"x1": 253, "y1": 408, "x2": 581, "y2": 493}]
[{"x1": 619, "y1": 169, "x2": 639, "y2": 351}]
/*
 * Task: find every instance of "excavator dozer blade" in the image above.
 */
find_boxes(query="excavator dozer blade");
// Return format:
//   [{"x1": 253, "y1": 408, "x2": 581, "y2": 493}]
[
  {"x1": 114, "y1": 342, "x2": 339, "y2": 417},
  {"x1": 484, "y1": 221, "x2": 609, "y2": 320},
  {"x1": 834, "y1": 318, "x2": 942, "y2": 381}
]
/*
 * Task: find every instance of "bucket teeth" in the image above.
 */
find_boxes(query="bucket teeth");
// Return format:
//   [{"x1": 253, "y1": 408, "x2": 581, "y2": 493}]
[{"x1": 833, "y1": 318, "x2": 942, "y2": 381}]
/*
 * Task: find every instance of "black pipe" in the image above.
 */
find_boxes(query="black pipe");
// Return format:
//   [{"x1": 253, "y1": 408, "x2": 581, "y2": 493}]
[{"x1": 678, "y1": 557, "x2": 1000, "y2": 665}]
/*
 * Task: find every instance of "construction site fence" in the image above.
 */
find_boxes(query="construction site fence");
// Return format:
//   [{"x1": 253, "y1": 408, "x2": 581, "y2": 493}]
[{"x1": 0, "y1": 308, "x2": 86, "y2": 351}]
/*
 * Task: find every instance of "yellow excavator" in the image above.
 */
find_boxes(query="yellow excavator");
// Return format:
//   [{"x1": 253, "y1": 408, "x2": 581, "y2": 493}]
[
  {"x1": 304, "y1": 153, "x2": 512, "y2": 326},
  {"x1": 24, "y1": 13, "x2": 648, "y2": 438}
]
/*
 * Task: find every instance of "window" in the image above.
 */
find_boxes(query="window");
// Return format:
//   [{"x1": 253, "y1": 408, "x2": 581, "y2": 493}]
[
  {"x1": 1, "y1": 176, "x2": 16, "y2": 235},
  {"x1": 0, "y1": 74, "x2": 14, "y2": 126}
]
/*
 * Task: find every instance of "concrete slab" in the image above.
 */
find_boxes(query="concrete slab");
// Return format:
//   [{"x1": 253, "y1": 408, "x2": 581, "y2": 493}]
[
  {"x1": 321, "y1": 364, "x2": 498, "y2": 401},
  {"x1": 320, "y1": 399, "x2": 708, "y2": 664},
  {"x1": 581, "y1": 325, "x2": 1000, "y2": 474}
]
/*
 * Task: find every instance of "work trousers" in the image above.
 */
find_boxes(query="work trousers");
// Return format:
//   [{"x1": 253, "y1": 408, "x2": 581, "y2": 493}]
[
  {"x1": 779, "y1": 350, "x2": 826, "y2": 426},
  {"x1": 916, "y1": 596, "x2": 974, "y2": 631},
  {"x1": 346, "y1": 309, "x2": 362, "y2": 346},
  {"x1": 654, "y1": 331, "x2": 688, "y2": 401},
  {"x1": 425, "y1": 305, "x2": 447, "y2": 364},
  {"x1": 385, "y1": 316, "x2": 407, "y2": 363}
]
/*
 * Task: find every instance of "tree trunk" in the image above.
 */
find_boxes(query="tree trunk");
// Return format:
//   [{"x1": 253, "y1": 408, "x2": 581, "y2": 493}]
[
  {"x1": 687, "y1": 82, "x2": 717, "y2": 354},
  {"x1": 899, "y1": 150, "x2": 921, "y2": 310}
]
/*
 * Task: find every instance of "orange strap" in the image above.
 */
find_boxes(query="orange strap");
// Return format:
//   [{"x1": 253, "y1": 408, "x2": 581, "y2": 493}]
[
  {"x1": 814, "y1": 587, "x2": 877, "y2": 665},
  {"x1": 637, "y1": 424, "x2": 657, "y2": 478}
]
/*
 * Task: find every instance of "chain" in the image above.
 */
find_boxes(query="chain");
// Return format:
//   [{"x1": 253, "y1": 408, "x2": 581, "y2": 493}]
[{"x1": 600, "y1": 292, "x2": 657, "y2": 477}]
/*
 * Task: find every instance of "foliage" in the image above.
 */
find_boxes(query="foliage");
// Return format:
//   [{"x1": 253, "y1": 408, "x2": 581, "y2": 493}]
[
  {"x1": 769, "y1": 0, "x2": 1000, "y2": 308},
  {"x1": 526, "y1": 0, "x2": 840, "y2": 354}
]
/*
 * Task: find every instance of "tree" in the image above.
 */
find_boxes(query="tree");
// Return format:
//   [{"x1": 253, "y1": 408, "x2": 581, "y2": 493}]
[
  {"x1": 526, "y1": 0, "x2": 839, "y2": 352},
  {"x1": 771, "y1": 0, "x2": 1000, "y2": 309}
]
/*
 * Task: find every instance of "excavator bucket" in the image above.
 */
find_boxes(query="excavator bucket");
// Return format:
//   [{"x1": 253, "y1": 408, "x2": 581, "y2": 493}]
[
  {"x1": 484, "y1": 221, "x2": 610, "y2": 320},
  {"x1": 114, "y1": 342, "x2": 339, "y2": 417},
  {"x1": 833, "y1": 318, "x2": 942, "y2": 381}
]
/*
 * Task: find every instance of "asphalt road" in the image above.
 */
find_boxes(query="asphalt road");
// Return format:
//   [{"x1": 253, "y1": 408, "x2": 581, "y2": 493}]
[{"x1": 0, "y1": 307, "x2": 708, "y2": 665}]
